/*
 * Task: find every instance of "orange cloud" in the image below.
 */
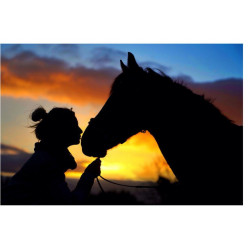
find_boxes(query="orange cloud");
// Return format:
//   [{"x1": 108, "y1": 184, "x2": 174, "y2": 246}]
[{"x1": 1, "y1": 52, "x2": 119, "y2": 105}]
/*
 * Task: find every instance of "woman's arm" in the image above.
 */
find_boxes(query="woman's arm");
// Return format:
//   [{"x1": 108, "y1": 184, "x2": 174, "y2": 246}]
[{"x1": 72, "y1": 158, "x2": 101, "y2": 204}]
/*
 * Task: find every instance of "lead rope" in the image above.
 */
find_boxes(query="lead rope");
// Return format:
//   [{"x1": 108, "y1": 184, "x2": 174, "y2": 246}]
[
  {"x1": 96, "y1": 177, "x2": 105, "y2": 193},
  {"x1": 96, "y1": 175, "x2": 158, "y2": 193}
]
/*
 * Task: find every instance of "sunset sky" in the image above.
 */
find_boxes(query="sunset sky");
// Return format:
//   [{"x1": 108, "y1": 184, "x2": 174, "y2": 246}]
[{"x1": 1, "y1": 44, "x2": 243, "y2": 182}]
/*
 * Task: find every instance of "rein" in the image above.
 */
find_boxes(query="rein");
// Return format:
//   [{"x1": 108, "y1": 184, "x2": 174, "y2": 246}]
[{"x1": 96, "y1": 175, "x2": 158, "y2": 193}]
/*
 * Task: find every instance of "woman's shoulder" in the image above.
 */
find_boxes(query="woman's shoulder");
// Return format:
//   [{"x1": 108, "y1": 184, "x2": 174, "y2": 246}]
[{"x1": 20, "y1": 150, "x2": 58, "y2": 176}]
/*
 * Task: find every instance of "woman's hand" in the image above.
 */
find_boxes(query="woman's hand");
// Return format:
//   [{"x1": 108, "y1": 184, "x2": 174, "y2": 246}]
[{"x1": 84, "y1": 158, "x2": 101, "y2": 178}]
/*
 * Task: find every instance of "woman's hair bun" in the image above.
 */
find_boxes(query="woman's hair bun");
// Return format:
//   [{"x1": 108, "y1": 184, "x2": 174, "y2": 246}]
[{"x1": 31, "y1": 106, "x2": 47, "y2": 122}]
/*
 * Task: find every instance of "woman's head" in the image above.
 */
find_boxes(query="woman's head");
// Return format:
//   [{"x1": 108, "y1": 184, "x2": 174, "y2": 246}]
[{"x1": 30, "y1": 106, "x2": 82, "y2": 147}]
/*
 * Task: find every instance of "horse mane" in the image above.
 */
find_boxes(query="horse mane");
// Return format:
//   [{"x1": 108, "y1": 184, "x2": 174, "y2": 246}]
[{"x1": 110, "y1": 67, "x2": 234, "y2": 126}]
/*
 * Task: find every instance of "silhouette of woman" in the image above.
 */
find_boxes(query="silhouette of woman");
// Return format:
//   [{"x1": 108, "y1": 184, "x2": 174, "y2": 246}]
[{"x1": 2, "y1": 107, "x2": 101, "y2": 205}]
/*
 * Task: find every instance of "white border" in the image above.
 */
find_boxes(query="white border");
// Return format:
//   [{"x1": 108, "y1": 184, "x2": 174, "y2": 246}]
[{"x1": 1, "y1": 1, "x2": 249, "y2": 250}]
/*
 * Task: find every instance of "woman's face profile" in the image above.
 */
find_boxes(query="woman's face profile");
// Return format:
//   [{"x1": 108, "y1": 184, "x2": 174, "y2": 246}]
[
  {"x1": 67, "y1": 116, "x2": 83, "y2": 146},
  {"x1": 58, "y1": 115, "x2": 83, "y2": 147}
]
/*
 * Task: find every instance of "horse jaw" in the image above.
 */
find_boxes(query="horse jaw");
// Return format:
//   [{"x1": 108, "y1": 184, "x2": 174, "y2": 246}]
[
  {"x1": 81, "y1": 144, "x2": 107, "y2": 158},
  {"x1": 80, "y1": 125, "x2": 106, "y2": 157}
]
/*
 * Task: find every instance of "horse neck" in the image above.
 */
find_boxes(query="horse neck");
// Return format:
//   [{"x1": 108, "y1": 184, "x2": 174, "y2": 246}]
[
  {"x1": 145, "y1": 86, "x2": 233, "y2": 144},
  {"x1": 144, "y1": 90, "x2": 235, "y2": 182}
]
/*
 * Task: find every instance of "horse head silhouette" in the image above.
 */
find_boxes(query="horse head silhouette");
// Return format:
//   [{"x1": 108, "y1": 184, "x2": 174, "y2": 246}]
[{"x1": 81, "y1": 52, "x2": 153, "y2": 157}]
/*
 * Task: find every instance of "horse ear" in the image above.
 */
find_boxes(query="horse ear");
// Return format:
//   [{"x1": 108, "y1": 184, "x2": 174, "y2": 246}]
[
  {"x1": 127, "y1": 52, "x2": 139, "y2": 69},
  {"x1": 120, "y1": 60, "x2": 128, "y2": 72}
]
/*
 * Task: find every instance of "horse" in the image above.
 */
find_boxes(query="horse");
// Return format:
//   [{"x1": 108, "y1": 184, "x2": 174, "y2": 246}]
[{"x1": 81, "y1": 52, "x2": 243, "y2": 205}]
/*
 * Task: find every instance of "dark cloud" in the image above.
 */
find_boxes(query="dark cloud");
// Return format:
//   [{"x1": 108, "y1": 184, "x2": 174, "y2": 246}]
[
  {"x1": 1, "y1": 144, "x2": 29, "y2": 154},
  {"x1": 187, "y1": 78, "x2": 243, "y2": 125},
  {"x1": 140, "y1": 61, "x2": 171, "y2": 74},
  {"x1": 89, "y1": 47, "x2": 127, "y2": 66},
  {"x1": 2, "y1": 44, "x2": 23, "y2": 57},
  {"x1": 170, "y1": 74, "x2": 242, "y2": 125},
  {"x1": 2, "y1": 51, "x2": 69, "y2": 78},
  {"x1": 1, "y1": 144, "x2": 31, "y2": 173},
  {"x1": 173, "y1": 74, "x2": 194, "y2": 83},
  {"x1": 89, "y1": 47, "x2": 171, "y2": 74},
  {"x1": 52, "y1": 44, "x2": 80, "y2": 59}
]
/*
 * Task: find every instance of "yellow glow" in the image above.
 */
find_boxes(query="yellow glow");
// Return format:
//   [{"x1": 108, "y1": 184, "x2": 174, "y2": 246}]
[
  {"x1": 68, "y1": 131, "x2": 177, "y2": 182},
  {"x1": 65, "y1": 172, "x2": 81, "y2": 179}
]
